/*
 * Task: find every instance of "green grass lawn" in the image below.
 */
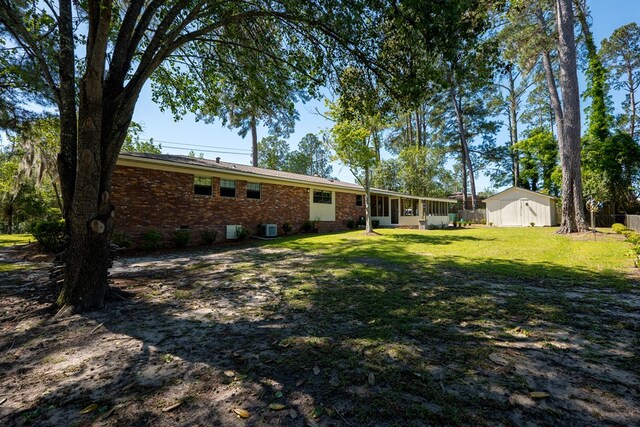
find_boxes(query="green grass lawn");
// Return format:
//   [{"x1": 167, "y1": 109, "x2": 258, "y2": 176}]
[
  {"x1": 0, "y1": 233, "x2": 34, "y2": 248},
  {"x1": 267, "y1": 226, "x2": 633, "y2": 289}
]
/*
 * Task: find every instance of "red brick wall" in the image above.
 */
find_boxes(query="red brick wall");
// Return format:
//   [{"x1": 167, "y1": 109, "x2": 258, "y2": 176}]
[
  {"x1": 317, "y1": 191, "x2": 366, "y2": 232},
  {"x1": 111, "y1": 165, "x2": 365, "y2": 245}
]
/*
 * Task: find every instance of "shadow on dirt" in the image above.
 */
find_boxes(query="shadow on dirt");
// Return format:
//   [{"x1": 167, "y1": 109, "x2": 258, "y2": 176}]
[{"x1": 1, "y1": 232, "x2": 638, "y2": 426}]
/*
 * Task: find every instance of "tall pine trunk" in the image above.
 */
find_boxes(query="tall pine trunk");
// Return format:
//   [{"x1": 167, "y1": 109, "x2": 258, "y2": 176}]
[
  {"x1": 449, "y1": 83, "x2": 477, "y2": 209},
  {"x1": 556, "y1": 0, "x2": 588, "y2": 232},
  {"x1": 363, "y1": 165, "x2": 373, "y2": 233},
  {"x1": 250, "y1": 114, "x2": 258, "y2": 167},
  {"x1": 536, "y1": 5, "x2": 587, "y2": 233},
  {"x1": 507, "y1": 69, "x2": 520, "y2": 186}
]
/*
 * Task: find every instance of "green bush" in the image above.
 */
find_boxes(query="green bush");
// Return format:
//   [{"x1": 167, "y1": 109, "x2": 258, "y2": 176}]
[
  {"x1": 235, "y1": 226, "x2": 250, "y2": 240},
  {"x1": 201, "y1": 229, "x2": 218, "y2": 245},
  {"x1": 111, "y1": 232, "x2": 131, "y2": 248},
  {"x1": 345, "y1": 218, "x2": 355, "y2": 229},
  {"x1": 31, "y1": 220, "x2": 65, "y2": 251},
  {"x1": 371, "y1": 219, "x2": 380, "y2": 228},
  {"x1": 301, "y1": 220, "x2": 318, "y2": 233},
  {"x1": 625, "y1": 232, "x2": 640, "y2": 245},
  {"x1": 622, "y1": 229, "x2": 635, "y2": 238},
  {"x1": 174, "y1": 229, "x2": 190, "y2": 247},
  {"x1": 141, "y1": 230, "x2": 162, "y2": 250},
  {"x1": 282, "y1": 222, "x2": 292, "y2": 234},
  {"x1": 612, "y1": 223, "x2": 628, "y2": 234}
]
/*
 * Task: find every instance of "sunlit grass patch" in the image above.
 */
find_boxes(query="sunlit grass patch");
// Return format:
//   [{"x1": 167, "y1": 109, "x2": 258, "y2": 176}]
[{"x1": 0, "y1": 234, "x2": 33, "y2": 248}]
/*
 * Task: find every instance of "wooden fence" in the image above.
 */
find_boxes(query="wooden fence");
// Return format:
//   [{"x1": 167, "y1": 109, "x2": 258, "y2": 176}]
[
  {"x1": 458, "y1": 209, "x2": 486, "y2": 223},
  {"x1": 627, "y1": 215, "x2": 640, "y2": 232}
]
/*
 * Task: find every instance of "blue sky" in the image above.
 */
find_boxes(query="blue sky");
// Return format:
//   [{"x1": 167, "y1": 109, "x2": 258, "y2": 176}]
[{"x1": 132, "y1": 1, "x2": 639, "y2": 191}]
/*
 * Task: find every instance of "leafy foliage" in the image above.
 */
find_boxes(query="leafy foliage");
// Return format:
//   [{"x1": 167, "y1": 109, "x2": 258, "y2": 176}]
[
  {"x1": 286, "y1": 134, "x2": 333, "y2": 178},
  {"x1": 514, "y1": 127, "x2": 560, "y2": 195},
  {"x1": 31, "y1": 219, "x2": 65, "y2": 251},
  {"x1": 141, "y1": 231, "x2": 162, "y2": 250},
  {"x1": 121, "y1": 122, "x2": 162, "y2": 154},
  {"x1": 257, "y1": 136, "x2": 290, "y2": 170}
]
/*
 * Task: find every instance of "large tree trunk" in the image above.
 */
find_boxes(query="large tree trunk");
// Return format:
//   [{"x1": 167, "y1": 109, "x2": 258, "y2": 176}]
[
  {"x1": 363, "y1": 165, "x2": 373, "y2": 233},
  {"x1": 556, "y1": 0, "x2": 588, "y2": 232},
  {"x1": 629, "y1": 66, "x2": 637, "y2": 140},
  {"x1": 508, "y1": 69, "x2": 520, "y2": 186},
  {"x1": 250, "y1": 114, "x2": 258, "y2": 167},
  {"x1": 57, "y1": 0, "x2": 116, "y2": 310},
  {"x1": 536, "y1": 6, "x2": 587, "y2": 233},
  {"x1": 448, "y1": 82, "x2": 477, "y2": 209}
]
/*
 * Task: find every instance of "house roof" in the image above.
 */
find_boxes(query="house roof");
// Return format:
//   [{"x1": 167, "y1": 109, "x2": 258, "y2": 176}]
[
  {"x1": 118, "y1": 152, "x2": 456, "y2": 203},
  {"x1": 484, "y1": 186, "x2": 557, "y2": 201}
]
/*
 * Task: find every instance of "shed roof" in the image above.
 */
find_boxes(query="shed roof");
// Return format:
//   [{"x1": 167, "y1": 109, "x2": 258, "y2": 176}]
[
  {"x1": 484, "y1": 186, "x2": 557, "y2": 201},
  {"x1": 118, "y1": 152, "x2": 456, "y2": 203}
]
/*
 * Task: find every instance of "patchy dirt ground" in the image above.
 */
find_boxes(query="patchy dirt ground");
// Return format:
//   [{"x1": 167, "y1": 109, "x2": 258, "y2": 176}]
[{"x1": 1, "y1": 238, "x2": 639, "y2": 426}]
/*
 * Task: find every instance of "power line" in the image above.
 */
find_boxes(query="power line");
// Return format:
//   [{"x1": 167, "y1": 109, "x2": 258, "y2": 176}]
[
  {"x1": 138, "y1": 138, "x2": 251, "y2": 152},
  {"x1": 160, "y1": 145, "x2": 251, "y2": 156}
]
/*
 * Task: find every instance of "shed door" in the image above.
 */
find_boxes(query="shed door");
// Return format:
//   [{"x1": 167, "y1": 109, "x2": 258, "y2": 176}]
[
  {"x1": 500, "y1": 200, "x2": 520, "y2": 226},
  {"x1": 520, "y1": 199, "x2": 535, "y2": 226}
]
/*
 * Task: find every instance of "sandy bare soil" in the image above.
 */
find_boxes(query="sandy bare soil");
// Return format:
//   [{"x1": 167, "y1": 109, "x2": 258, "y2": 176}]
[{"x1": 1, "y1": 242, "x2": 639, "y2": 426}]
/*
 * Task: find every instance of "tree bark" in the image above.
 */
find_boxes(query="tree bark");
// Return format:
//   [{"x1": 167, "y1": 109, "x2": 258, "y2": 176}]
[
  {"x1": 628, "y1": 64, "x2": 637, "y2": 139},
  {"x1": 250, "y1": 114, "x2": 258, "y2": 167},
  {"x1": 364, "y1": 165, "x2": 373, "y2": 233},
  {"x1": 57, "y1": 0, "x2": 115, "y2": 310},
  {"x1": 448, "y1": 82, "x2": 477, "y2": 209},
  {"x1": 556, "y1": 0, "x2": 588, "y2": 232},
  {"x1": 507, "y1": 68, "x2": 520, "y2": 186},
  {"x1": 536, "y1": 6, "x2": 587, "y2": 233}
]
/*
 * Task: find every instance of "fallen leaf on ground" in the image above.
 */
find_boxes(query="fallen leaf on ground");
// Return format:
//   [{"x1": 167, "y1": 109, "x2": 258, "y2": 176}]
[
  {"x1": 79, "y1": 403, "x2": 98, "y2": 414},
  {"x1": 233, "y1": 408, "x2": 250, "y2": 418},
  {"x1": 224, "y1": 370, "x2": 235, "y2": 377},
  {"x1": 0, "y1": 397, "x2": 7, "y2": 405},
  {"x1": 274, "y1": 391, "x2": 283, "y2": 398},
  {"x1": 329, "y1": 371, "x2": 340, "y2": 386},
  {"x1": 488, "y1": 353, "x2": 509, "y2": 366},
  {"x1": 289, "y1": 409, "x2": 298, "y2": 418},
  {"x1": 269, "y1": 403, "x2": 286, "y2": 410},
  {"x1": 311, "y1": 406, "x2": 324, "y2": 418},
  {"x1": 296, "y1": 379, "x2": 305, "y2": 387},
  {"x1": 162, "y1": 401, "x2": 183, "y2": 412},
  {"x1": 306, "y1": 419, "x2": 320, "y2": 427},
  {"x1": 100, "y1": 405, "x2": 118, "y2": 419},
  {"x1": 529, "y1": 391, "x2": 550, "y2": 399},
  {"x1": 313, "y1": 366, "x2": 320, "y2": 375},
  {"x1": 368, "y1": 373, "x2": 375, "y2": 385}
]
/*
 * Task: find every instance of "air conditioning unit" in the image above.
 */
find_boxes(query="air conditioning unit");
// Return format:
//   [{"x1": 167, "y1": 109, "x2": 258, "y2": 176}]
[
  {"x1": 226, "y1": 225, "x2": 241, "y2": 239},
  {"x1": 260, "y1": 224, "x2": 278, "y2": 237}
]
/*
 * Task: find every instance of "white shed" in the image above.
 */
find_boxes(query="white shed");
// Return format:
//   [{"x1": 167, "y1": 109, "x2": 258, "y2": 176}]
[{"x1": 485, "y1": 187, "x2": 558, "y2": 227}]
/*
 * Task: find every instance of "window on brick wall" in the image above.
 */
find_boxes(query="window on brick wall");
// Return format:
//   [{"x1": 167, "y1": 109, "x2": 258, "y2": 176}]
[
  {"x1": 246, "y1": 182, "x2": 261, "y2": 199},
  {"x1": 220, "y1": 179, "x2": 236, "y2": 197},
  {"x1": 356, "y1": 195, "x2": 363, "y2": 206},
  {"x1": 313, "y1": 190, "x2": 332, "y2": 204},
  {"x1": 194, "y1": 176, "x2": 212, "y2": 195}
]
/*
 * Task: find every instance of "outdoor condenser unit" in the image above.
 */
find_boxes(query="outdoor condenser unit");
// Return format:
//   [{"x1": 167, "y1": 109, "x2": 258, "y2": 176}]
[
  {"x1": 226, "y1": 225, "x2": 241, "y2": 239},
  {"x1": 260, "y1": 224, "x2": 278, "y2": 237}
]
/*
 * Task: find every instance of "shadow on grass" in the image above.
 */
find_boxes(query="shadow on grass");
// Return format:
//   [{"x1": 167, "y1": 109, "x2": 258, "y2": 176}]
[{"x1": 1, "y1": 232, "x2": 638, "y2": 426}]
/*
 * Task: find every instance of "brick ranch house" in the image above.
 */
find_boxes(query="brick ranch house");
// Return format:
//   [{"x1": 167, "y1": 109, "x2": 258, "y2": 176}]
[{"x1": 111, "y1": 153, "x2": 456, "y2": 246}]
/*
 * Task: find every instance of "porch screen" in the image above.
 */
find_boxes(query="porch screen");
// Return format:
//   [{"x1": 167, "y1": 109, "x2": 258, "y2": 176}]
[
  {"x1": 401, "y1": 198, "x2": 418, "y2": 216},
  {"x1": 371, "y1": 195, "x2": 389, "y2": 216}
]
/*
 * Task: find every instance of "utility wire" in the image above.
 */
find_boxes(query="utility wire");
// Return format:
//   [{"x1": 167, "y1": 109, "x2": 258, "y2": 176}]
[
  {"x1": 160, "y1": 145, "x2": 251, "y2": 156},
  {"x1": 138, "y1": 137, "x2": 251, "y2": 152}
]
